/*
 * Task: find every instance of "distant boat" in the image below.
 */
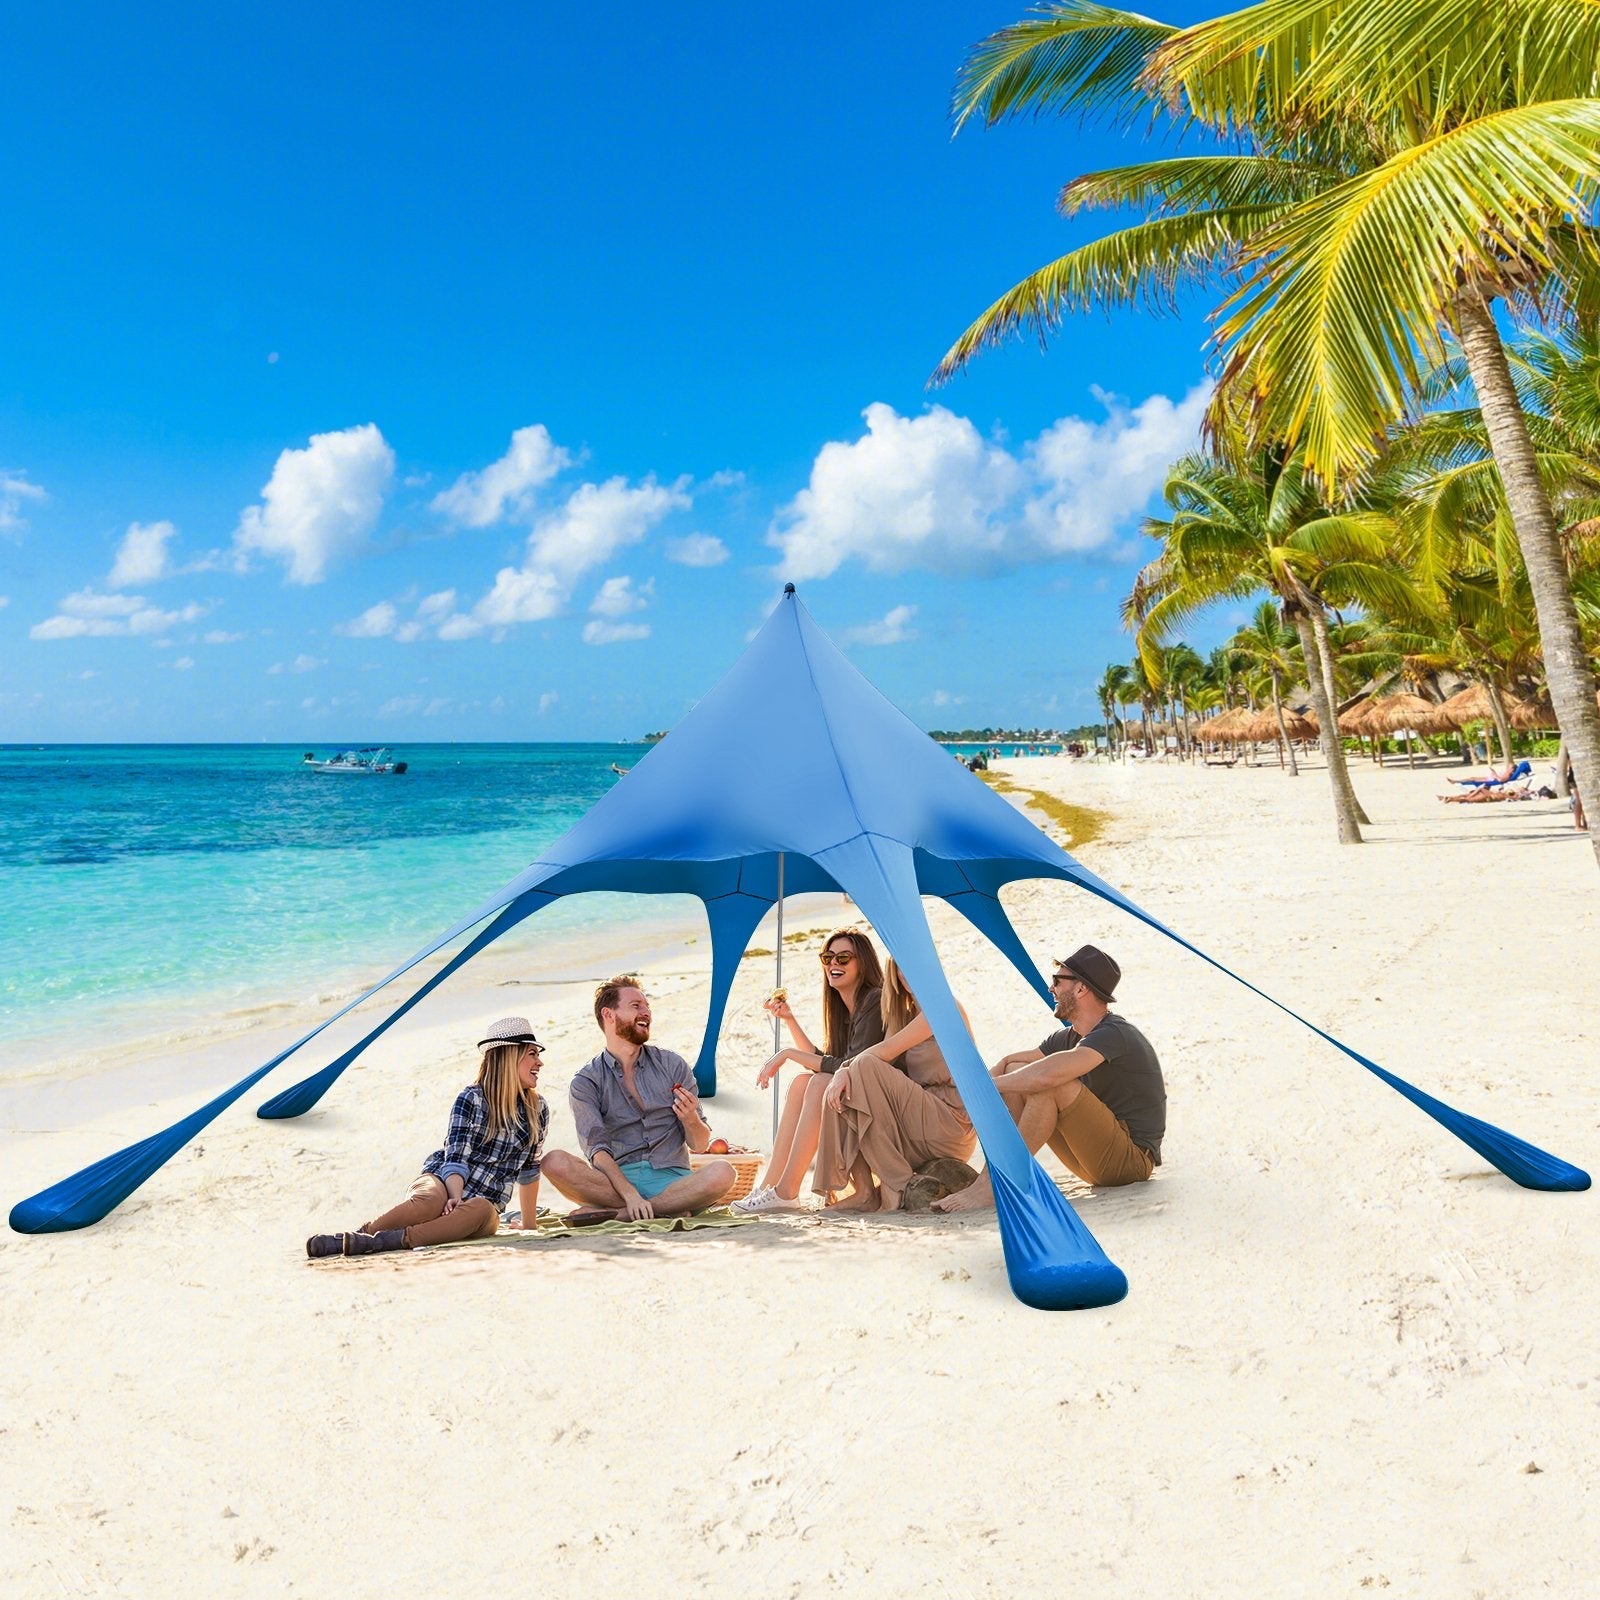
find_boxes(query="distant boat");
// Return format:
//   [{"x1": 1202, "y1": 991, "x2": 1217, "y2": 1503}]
[
  {"x1": 302, "y1": 747, "x2": 408, "y2": 775},
  {"x1": 610, "y1": 762, "x2": 631, "y2": 777}
]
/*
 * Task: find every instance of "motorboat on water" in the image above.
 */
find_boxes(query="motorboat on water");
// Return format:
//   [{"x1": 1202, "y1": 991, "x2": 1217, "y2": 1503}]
[{"x1": 301, "y1": 747, "x2": 409, "y2": 775}]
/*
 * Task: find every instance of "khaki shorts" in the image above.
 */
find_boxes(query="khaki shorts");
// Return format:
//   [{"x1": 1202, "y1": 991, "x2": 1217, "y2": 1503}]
[{"x1": 1053, "y1": 1084, "x2": 1155, "y2": 1186}]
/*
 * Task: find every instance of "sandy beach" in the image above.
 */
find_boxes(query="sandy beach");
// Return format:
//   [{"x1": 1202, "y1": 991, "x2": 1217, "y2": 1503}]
[{"x1": 3, "y1": 754, "x2": 1596, "y2": 1598}]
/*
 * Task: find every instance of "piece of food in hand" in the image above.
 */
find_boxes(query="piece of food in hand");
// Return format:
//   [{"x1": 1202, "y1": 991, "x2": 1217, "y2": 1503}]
[
  {"x1": 768, "y1": 986, "x2": 787, "y2": 1004},
  {"x1": 707, "y1": 1137, "x2": 730, "y2": 1154}
]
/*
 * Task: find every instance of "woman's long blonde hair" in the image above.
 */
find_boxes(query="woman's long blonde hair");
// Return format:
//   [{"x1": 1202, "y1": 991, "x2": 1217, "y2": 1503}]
[
  {"x1": 879, "y1": 957, "x2": 921, "y2": 1036},
  {"x1": 819, "y1": 927, "x2": 885, "y2": 1056},
  {"x1": 477, "y1": 1043, "x2": 540, "y2": 1136}
]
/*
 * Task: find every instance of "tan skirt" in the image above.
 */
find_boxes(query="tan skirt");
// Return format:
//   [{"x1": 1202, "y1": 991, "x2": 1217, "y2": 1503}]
[{"x1": 812, "y1": 1052, "x2": 975, "y2": 1195}]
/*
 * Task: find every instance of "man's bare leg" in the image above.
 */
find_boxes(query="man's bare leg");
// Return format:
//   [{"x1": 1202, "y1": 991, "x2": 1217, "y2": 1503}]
[
  {"x1": 934, "y1": 1086, "x2": 1073, "y2": 1212},
  {"x1": 540, "y1": 1150, "x2": 624, "y2": 1208},
  {"x1": 636, "y1": 1159, "x2": 737, "y2": 1216}
]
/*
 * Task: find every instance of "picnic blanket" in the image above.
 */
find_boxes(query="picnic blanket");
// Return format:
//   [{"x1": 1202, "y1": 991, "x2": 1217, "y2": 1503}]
[{"x1": 425, "y1": 1208, "x2": 757, "y2": 1249}]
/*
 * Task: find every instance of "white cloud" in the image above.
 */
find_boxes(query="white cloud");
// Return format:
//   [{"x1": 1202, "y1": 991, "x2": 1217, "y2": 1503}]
[
  {"x1": 768, "y1": 386, "x2": 1211, "y2": 579},
  {"x1": 589, "y1": 575, "x2": 653, "y2": 618},
  {"x1": 930, "y1": 689, "x2": 968, "y2": 708},
  {"x1": 664, "y1": 532, "x2": 728, "y2": 567},
  {"x1": 416, "y1": 588, "x2": 457, "y2": 620},
  {"x1": 267, "y1": 653, "x2": 324, "y2": 675},
  {"x1": 446, "y1": 475, "x2": 689, "y2": 640},
  {"x1": 109, "y1": 520, "x2": 177, "y2": 588},
  {"x1": 0, "y1": 596, "x2": 8, "y2": 610},
  {"x1": 30, "y1": 588, "x2": 206, "y2": 640},
  {"x1": 0, "y1": 470, "x2": 46, "y2": 538},
  {"x1": 430, "y1": 424, "x2": 573, "y2": 528},
  {"x1": 378, "y1": 693, "x2": 453, "y2": 717},
  {"x1": 337, "y1": 600, "x2": 398, "y2": 638},
  {"x1": 582, "y1": 619, "x2": 651, "y2": 645},
  {"x1": 203, "y1": 629, "x2": 244, "y2": 644},
  {"x1": 841, "y1": 604, "x2": 918, "y2": 646},
  {"x1": 172, "y1": 656, "x2": 195, "y2": 671},
  {"x1": 233, "y1": 424, "x2": 395, "y2": 584},
  {"x1": 527, "y1": 476, "x2": 690, "y2": 582},
  {"x1": 70, "y1": 668, "x2": 99, "y2": 681},
  {"x1": 538, "y1": 690, "x2": 559, "y2": 714}
]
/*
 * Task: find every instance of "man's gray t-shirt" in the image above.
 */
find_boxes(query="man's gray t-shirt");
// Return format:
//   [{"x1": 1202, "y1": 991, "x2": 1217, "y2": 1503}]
[{"x1": 1040, "y1": 1013, "x2": 1166, "y2": 1164}]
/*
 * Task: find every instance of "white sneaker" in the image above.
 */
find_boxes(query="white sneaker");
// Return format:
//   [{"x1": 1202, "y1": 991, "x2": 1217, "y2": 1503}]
[{"x1": 731, "y1": 1186, "x2": 794, "y2": 1215}]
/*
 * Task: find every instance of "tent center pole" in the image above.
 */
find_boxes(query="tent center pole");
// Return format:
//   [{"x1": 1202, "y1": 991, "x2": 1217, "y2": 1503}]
[{"x1": 772, "y1": 852, "x2": 784, "y2": 1143}]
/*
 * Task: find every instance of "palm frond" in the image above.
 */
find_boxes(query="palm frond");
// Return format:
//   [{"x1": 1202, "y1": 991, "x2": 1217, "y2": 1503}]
[
  {"x1": 1060, "y1": 153, "x2": 1338, "y2": 216},
  {"x1": 932, "y1": 207, "x2": 1280, "y2": 381},
  {"x1": 952, "y1": 2, "x2": 1177, "y2": 133},
  {"x1": 1215, "y1": 99, "x2": 1600, "y2": 492}
]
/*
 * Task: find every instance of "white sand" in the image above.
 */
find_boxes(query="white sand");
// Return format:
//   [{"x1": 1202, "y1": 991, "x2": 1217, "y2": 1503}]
[{"x1": 2, "y1": 755, "x2": 1596, "y2": 1597}]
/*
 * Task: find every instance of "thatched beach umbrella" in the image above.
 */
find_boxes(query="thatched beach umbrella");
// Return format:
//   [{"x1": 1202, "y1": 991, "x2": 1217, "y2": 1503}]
[
  {"x1": 1510, "y1": 697, "x2": 1557, "y2": 731},
  {"x1": 1434, "y1": 682, "x2": 1532, "y2": 763},
  {"x1": 1201, "y1": 708, "x2": 1250, "y2": 743},
  {"x1": 1434, "y1": 683, "x2": 1506, "y2": 725},
  {"x1": 1338, "y1": 698, "x2": 1380, "y2": 734},
  {"x1": 1367, "y1": 692, "x2": 1443, "y2": 767}
]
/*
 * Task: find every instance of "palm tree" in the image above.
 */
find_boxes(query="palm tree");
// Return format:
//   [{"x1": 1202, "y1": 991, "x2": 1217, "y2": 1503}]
[
  {"x1": 1127, "y1": 434, "x2": 1424, "y2": 838},
  {"x1": 938, "y1": 0, "x2": 1600, "y2": 866},
  {"x1": 1228, "y1": 601, "x2": 1305, "y2": 774},
  {"x1": 1096, "y1": 662, "x2": 1131, "y2": 751}
]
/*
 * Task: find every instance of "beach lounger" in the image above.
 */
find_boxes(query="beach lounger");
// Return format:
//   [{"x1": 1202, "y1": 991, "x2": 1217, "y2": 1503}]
[{"x1": 1447, "y1": 758, "x2": 1532, "y2": 790}]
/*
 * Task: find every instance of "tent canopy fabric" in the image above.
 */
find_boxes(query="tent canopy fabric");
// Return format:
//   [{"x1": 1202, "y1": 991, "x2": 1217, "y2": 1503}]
[{"x1": 9, "y1": 589, "x2": 1589, "y2": 1309}]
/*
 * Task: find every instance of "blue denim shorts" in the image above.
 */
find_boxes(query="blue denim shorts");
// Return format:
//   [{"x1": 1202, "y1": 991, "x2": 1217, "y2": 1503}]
[{"x1": 616, "y1": 1161, "x2": 692, "y2": 1199}]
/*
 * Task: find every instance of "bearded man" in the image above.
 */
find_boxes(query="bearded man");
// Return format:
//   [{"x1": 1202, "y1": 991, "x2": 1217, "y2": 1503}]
[
  {"x1": 541, "y1": 974, "x2": 736, "y2": 1222},
  {"x1": 935, "y1": 945, "x2": 1165, "y2": 1212}
]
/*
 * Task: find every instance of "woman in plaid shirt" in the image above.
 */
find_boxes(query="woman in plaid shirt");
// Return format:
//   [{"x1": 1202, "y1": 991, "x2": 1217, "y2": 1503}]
[{"x1": 306, "y1": 1016, "x2": 550, "y2": 1259}]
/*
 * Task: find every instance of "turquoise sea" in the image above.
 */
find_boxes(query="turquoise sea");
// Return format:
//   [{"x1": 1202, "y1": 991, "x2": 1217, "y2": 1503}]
[{"x1": 0, "y1": 743, "x2": 671, "y2": 1069}]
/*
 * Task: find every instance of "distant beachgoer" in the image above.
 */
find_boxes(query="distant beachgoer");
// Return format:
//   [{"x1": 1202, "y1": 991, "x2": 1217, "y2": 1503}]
[
  {"x1": 1559, "y1": 750, "x2": 1589, "y2": 831},
  {"x1": 732, "y1": 929, "x2": 885, "y2": 1215},
  {"x1": 810, "y1": 957, "x2": 977, "y2": 1213},
  {"x1": 935, "y1": 946, "x2": 1165, "y2": 1212},
  {"x1": 540, "y1": 976, "x2": 734, "y2": 1221},
  {"x1": 305, "y1": 1017, "x2": 550, "y2": 1258}
]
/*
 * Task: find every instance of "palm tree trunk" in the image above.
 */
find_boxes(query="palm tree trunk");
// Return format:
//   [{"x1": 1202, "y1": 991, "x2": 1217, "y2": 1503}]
[
  {"x1": 1456, "y1": 292, "x2": 1600, "y2": 869},
  {"x1": 1306, "y1": 601, "x2": 1371, "y2": 824},
  {"x1": 1483, "y1": 680, "x2": 1516, "y2": 769},
  {"x1": 1285, "y1": 605, "x2": 1362, "y2": 841},
  {"x1": 1270, "y1": 669, "x2": 1298, "y2": 776}
]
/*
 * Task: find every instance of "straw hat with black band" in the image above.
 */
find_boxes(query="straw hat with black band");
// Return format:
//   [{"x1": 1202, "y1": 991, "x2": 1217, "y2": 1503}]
[{"x1": 477, "y1": 1016, "x2": 542, "y2": 1052}]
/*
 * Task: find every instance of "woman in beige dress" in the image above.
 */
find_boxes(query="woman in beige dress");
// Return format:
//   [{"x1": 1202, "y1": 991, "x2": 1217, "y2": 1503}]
[
  {"x1": 812, "y1": 958, "x2": 976, "y2": 1212},
  {"x1": 732, "y1": 927, "x2": 886, "y2": 1214}
]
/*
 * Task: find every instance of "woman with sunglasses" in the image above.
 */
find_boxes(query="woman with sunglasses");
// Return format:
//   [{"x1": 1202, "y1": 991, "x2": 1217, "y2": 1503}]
[
  {"x1": 813, "y1": 957, "x2": 976, "y2": 1212},
  {"x1": 305, "y1": 1016, "x2": 550, "y2": 1257},
  {"x1": 733, "y1": 928, "x2": 885, "y2": 1214}
]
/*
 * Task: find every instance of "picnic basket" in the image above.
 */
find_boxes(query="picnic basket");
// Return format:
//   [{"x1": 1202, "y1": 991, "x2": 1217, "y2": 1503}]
[{"x1": 690, "y1": 1151, "x2": 764, "y2": 1201}]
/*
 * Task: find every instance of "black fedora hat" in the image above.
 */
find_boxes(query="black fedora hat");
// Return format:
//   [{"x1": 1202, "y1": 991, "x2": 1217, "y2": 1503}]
[{"x1": 1054, "y1": 944, "x2": 1120, "y2": 1002}]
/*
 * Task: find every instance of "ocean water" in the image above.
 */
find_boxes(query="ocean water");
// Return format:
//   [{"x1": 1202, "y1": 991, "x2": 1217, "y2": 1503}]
[{"x1": 0, "y1": 743, "x2": 679, "y2": 1070}]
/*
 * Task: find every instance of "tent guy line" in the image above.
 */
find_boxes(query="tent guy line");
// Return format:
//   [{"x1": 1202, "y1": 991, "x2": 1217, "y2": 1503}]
[{"x1": 9, "y1": 589, "x2": 1588, "y2": 1312}]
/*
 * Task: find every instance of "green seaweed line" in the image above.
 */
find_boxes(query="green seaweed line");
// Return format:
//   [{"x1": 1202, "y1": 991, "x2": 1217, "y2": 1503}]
[{"x1": 979, "y1": 771, "x2": 1107, "y2": 851}]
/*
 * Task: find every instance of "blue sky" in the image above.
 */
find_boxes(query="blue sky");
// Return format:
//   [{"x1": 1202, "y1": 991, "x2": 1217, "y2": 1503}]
[{"x1": 1, "y1": 0, "x2": 1223, "y2": 742}]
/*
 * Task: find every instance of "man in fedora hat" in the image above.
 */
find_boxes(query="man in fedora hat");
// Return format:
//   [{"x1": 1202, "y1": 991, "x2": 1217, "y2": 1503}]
[{"x1": 935, "y1": 944, "x2": 1165, "y2": 1211}]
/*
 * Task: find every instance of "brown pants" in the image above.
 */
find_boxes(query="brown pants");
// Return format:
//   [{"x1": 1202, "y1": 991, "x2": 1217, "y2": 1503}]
[
  {"x1": 1052, "y1": 1086, "x2": 1154, "y2": 1187},
  {"x1": 813, "y1": 1052, "x2": 976, "y2": 1194},
  {"x1": 363, "y1": 1174, "x2": 500, "y2": 1248}
]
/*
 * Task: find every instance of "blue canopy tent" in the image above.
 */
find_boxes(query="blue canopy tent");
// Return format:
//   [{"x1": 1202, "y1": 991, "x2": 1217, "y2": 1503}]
[{"x1": 10, "y1": 588, "x2": 1588, "y2": 1309}]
